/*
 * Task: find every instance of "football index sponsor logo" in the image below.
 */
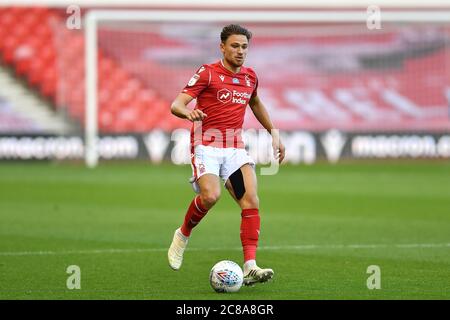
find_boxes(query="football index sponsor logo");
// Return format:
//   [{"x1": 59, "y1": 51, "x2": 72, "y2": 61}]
[
  {"x1": 217, "y1": 89, "x2": 232, "y2": 103},
  {"x1": 217, "y1": 89, "x2": 251, "y2": 105},
  {"x1": 232, "y1": 90, "x2": 251, "y2": 105}
]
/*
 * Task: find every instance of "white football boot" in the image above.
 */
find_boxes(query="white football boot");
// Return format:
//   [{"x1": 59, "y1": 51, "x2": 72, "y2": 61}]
[
  {"x1": 168, "y1": 228, "x2": 189, "y2": 270},
  {"x1": 243, "y1": 265, "x2": 274, "y2": 286}
]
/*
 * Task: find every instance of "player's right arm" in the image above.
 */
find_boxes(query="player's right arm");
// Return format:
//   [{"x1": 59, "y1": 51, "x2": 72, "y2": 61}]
[
  {"x1": 171, "y1": 65, "x2": 210, "y2": 122},
  {"x1": 170, "y1": 93, "x2": 207, "y2": 122}
]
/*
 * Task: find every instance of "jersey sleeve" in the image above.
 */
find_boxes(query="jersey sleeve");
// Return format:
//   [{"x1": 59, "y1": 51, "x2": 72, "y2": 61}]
[
  {"x1": 181, "y1": 65, "x2": 210, "y2": 98},
  {"x1": 251, "y1": 76, "x2": 259, "y2": 99},
  {"x1": 248, "y1": 68, "x2": 258, "y2": 99}
]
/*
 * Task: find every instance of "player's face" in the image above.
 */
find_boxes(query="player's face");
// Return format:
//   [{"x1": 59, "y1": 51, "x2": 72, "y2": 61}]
[{"x1": 220, "y1": 34, "x2": 249, "y2": 69}]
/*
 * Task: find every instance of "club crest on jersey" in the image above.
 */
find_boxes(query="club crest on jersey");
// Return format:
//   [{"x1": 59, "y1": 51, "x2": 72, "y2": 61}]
[
  {"x1": 245, "y1": 75, "x2": 251, "y2": 87},
  {"x1": 188, "y1": 74, "x2": 200, "y2": 86},
  {"x1": 232, "y1": 78, "x2": 240, "y2": 84},
  {"x1": 219, "y1": 75, "x2": 225, "y2": 82}
]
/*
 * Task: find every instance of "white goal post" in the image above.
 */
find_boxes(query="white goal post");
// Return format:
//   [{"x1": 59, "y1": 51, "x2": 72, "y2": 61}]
[{"x1": 84, "y1": 9, "x2": 450, "y2": 168}]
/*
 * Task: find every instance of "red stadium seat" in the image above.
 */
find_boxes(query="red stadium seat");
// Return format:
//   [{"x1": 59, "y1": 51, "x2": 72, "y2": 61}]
[
  {"x1": 27, "y1": 59, "x2": 45, "y2": 85},
  {"x1": 0, "y1": 10, "x2": 18, "y2": 30},
  {"x1": 34, "y1": 23, "x2": 53, "y2": 42},
  {"x1": 14, "y1": 37, "x2": 43, "y2": 75},
  {"x1": 0, "y1": 7, "x2": 172, "y2": 132},
  {"x1": 2, "y1": 35, "x2": 21, "y2": 64},
  {"x1": 40, "y1": 67, "x2": 57, "y2": 98}
]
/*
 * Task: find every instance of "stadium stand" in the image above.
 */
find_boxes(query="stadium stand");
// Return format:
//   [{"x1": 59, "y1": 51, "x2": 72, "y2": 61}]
[
  {"x1": 0, "y1": 95, "x2": 39, "y2": 132},
  {"x1": 0, "y1": 7, "x2": 448, "y2": 133},
  {"x1": 98, "y1": 21, "x2": 450, "y2": 132},
  {"x1": 0, "y1": 66, "x2": 72, "y2": 133},
  {"x1": 0, "y1": 7, "x2": 183, "y2": 133}
]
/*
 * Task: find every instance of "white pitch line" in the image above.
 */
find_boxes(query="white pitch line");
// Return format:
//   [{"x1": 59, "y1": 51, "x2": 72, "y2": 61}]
[
  {"x1": 262, "y1": 243, "x2": 450, "y2": 250},
  {"x1": 0, "y1": 243, "x2": 449, "y2": 257}
]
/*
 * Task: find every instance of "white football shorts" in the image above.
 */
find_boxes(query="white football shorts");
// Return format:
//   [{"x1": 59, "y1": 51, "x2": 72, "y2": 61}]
[{"x1": 189, "y1": 145, "x2": 255, "y2": 193}]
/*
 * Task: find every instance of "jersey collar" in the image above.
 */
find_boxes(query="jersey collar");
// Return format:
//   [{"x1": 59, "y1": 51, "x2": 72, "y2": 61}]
[{"x1": 219, "y1": 59, "x2": 243, "y2": 75}]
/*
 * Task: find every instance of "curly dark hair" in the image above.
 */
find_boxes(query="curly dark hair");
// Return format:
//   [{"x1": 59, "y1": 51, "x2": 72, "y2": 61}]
[{"x1": 220, "y1": 24, "x2": 252, "y2": 43}]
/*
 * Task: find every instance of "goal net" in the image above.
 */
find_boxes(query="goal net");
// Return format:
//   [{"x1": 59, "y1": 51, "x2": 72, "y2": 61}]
[{"x1": 54, "y1": 10, "x2": 450, "y2": 166}]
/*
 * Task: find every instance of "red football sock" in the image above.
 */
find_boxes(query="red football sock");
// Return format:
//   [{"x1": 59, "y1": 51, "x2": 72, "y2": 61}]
[
  {"x1": 240, "y1": 208, "x2": 260, "y2": 262},
  {"x1": 180, "y1": 196, "x2": 208, "y2": 237}
]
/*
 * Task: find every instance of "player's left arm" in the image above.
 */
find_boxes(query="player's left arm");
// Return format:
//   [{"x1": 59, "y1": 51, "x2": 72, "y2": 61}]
[{"x1": 249, "y1": 95, "x2": 285, "y2": 163}]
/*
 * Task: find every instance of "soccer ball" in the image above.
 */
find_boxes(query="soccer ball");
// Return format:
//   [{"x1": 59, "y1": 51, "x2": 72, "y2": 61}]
[{"x1": 209, "y1": 260, "x2": 243, "y2": 293}]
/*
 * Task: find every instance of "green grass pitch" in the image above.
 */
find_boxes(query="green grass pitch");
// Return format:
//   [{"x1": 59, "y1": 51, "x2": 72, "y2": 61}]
[{"x1": 0, "y1": 161, "x2": 449, "y2": 299}]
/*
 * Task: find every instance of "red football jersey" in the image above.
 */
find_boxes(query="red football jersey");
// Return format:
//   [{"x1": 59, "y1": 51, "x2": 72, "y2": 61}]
[{"x1": 182, "y1": 60, "x2": 258, "y2": 148}]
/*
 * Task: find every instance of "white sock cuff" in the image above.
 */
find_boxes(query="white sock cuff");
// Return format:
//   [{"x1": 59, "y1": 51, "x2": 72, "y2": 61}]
[
  {"x1": 177, "y1": 228, "x2": 189, "y2": 241},
  {"x1": 244, "y1": 259, "x2": 257, "y2": 270}
]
